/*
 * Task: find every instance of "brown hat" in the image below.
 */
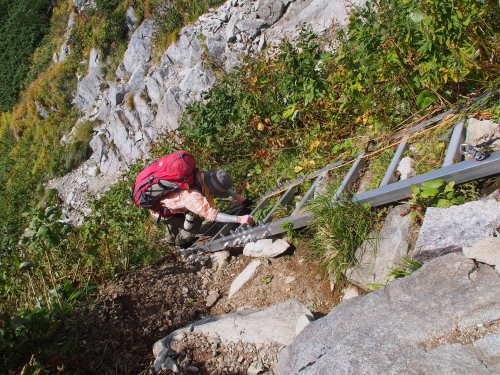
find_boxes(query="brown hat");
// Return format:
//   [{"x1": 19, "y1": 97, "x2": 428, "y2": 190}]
[{"x1": 203, "y1": 170, "x2": 236, "y2": 198}]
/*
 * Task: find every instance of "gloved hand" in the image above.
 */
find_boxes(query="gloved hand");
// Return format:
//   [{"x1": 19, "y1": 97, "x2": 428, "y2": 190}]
[{"x1": 237, "y1": 215, "x2": 254, "y2": 225}]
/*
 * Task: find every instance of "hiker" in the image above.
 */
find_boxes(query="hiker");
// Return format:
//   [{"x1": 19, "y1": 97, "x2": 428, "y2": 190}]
[{"x1": 133, "y1": 151, "x2": 254, "y2": 246}]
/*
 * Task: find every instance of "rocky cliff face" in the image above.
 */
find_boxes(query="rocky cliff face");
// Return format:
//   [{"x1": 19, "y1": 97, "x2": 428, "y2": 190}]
[{"x1": 48, "y1": 0, "x2": 364, "y2": 223}]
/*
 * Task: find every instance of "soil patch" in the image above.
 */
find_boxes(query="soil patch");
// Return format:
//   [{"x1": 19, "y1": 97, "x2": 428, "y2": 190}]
[{"x1": 55, "y1": 242, "x2": 336, "y2": 374}]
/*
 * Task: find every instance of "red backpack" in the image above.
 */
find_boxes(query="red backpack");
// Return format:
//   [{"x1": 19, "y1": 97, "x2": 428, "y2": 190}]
[{"x1": 132, "y1": 151, "x2": 196, "y2": 214}]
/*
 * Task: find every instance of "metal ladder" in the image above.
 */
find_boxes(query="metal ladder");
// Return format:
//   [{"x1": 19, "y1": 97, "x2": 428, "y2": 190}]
[{"x1": 192, "y1": 96, "x2": 500, "y2": 253}]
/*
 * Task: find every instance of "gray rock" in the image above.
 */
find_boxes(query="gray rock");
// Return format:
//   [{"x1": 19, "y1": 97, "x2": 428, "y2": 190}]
[
  {"x1": 126, "y1": 6, "x2": 138, "y2": 32},
  {"x1": 74, "y1": 0, "x2": 95, "y2": 13},
  {"x1": 144, "y1": 76, "x2": 163, "y2": 105},
  {"x1": 463, "y1": 237, "x2": 500, "y2": 270},
  {"x1": 266, "y1": 0, "x2": 365, "y2": 44},
  {"x1": 247, "y1": 360, "x2": 265, "y2": 375},
  {"x1": 154, "y1": 350, "x2": 179, "y2": 373},
  {"x1": 73, "y1": 49, "x2": 103, "y2": 114},
  {"x1": 154, "y1": 87, "x2": 186, "y2": 131},
  {"x1": 277, "y1": 253, "x2": 500, "y2": 374},
  {"x1": 35, "y1": 101, "x2": 49, "y2": 119},
  {"x1": 341, "y1": 284, "x2": 361, "y2": 301},
  {"x1": 474, "y1": 334, "x2": 500, "y2": 372},
  {"x1": 465, "y1": 118, "x2": 500, "y2": 150},
  {"x1": 243, "y1": 238, "x2": 290, "y2": 258},
  {"x1": 295, "y1": 314, "x2": 312, "y2": 335},
  {"x1": 414, "y1": 199, "x2": 500, "y2": 258},
  {"x1": 256, "y1": 0, "x2": 288, "y2": 26},
  {"x1": 396, "y1": 156, "x2": 416, "y2": 180},
  {"x1": 179, "y1": 63, "x2": 216, "y2": 96},
  {"x1": 228, "y1": 260, "x2": 260, "y2": 298},
  {"x1": 122, "y1": 20, "x2": 154, "y2": 75},
  {"x1": 210, "y1": 250, "x2": 230, "y2": 269},
  {"x1": 206, "y1": 290, "x2": 220, "y2": 307},
  {"x1": 346, "y1": 204, "x2": 412, "y2": 288},
  {"x1": 56, "y1": 12, "x2": 76, "y2": 62},
  {"x1": 154, "y1": 299, "x2": 313, "y2": 357}
]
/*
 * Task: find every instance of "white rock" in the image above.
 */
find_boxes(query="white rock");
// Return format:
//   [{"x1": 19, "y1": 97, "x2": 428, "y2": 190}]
[
  {"x1": 342, "y1": 284, "x2": 361, "y2": 301},
  {"x1": 463, "y1": 237, "x2": 500, "y2": 268},
  {"x1": 346, "y1": 204, "x2": 412, "y2": 288},
  {"x1": 243, "y1": 238, "x2": 290, "y2": 258},
  {"x1": 228, "y1": 260, "x2": 261, "y2": 298},
  {"x1": 211, "y1": 250, "x2": 230, "y2": 269},
  {"x1": 396, "y1": 156, "x2": 416, "y2": 180},
  {"x1": 153, "y1": 351, "x2": 179, "y2": 373},
  {"x1": 465, "y1": 118, "x2": 500, "y2": 150},
  {"x1": 295, "y1": 313, "x2": 313, "y2": 335},
  {"x1": 284, "y1": 276, "x2": 296, "y2": 284},
  {"x1": 248, "y1": 360, "x2": 265, "y2": 375},
  {"x1": 474, "y1": 334, "x2": 500, "y2": 372},
  {"x1": 414, "y1": 200, "x2": 500, "y2": 259},
  {"x1": 154, "y1": 299, "x2": 312, "y2": 354}
]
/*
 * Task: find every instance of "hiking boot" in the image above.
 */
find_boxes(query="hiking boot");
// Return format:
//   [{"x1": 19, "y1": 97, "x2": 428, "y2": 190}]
[{"x1": 175, "y1": 229, "x2": 196, "y2": 248}]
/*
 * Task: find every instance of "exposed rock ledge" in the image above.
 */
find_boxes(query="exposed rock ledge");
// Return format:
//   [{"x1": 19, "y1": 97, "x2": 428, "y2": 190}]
[
  {"x1": 277, "y1": 253, "x2": 500, "y2": 374},
  {"x1": 47, "y1": 0, "x2": 365, "y2": 224}
]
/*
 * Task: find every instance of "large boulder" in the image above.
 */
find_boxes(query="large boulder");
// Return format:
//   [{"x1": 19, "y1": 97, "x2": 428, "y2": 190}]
[
  {"x1": 346, "y1": 204, "x2": 412, "y2": 288},
  {"x1": 121, "y1": 19, "x2": 155, "y2": 76},
  {"x1": 465, "y1": 118, "x2": 500, "y2": 151},
  {"x1": 277, "y1": 253, "x2": 500, "y2": 374},
  {"x1": 153, "y1": 299, "x2": 313, "y2": 372},
  {"x1": 414, "y1": 199, "x2": 500, "y2": 260}
]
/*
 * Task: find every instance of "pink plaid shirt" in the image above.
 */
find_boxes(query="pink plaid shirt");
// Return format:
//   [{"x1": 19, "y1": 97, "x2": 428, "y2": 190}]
[{"x1": 160, "y1": 189, "x2": 219, "y2": 221}]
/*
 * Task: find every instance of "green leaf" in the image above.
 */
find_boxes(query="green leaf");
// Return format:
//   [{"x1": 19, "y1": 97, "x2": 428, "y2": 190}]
[
  {"x1": 416, "y1": 90, "x2": 437, "y2": 109},
  {"x1": 444, "y1": 181, "x2": 455, "y2": 192},
  {"x1": 421, "y1": 179, "x2": 445, "y2": 190},
  {"x1": 421, "y1": 188, "x2": 440, "y2": 198},
  {"x1": 410, "y1": 185, "x2": 420, "y2": 195},
  {"x1": 436, "y1": 199, "x2": 452, "y2": 207}
]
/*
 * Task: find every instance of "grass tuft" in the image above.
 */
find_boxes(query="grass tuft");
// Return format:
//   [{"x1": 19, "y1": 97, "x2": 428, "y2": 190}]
[{"x1": 307, "y1": 185, "x2": 375, "y2": 292}]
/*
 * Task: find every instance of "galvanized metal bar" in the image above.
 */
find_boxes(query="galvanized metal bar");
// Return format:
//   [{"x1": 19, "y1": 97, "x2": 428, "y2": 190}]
[
  {"x1": 442, "y1": 120, "x2": 465, "y2": 167},
  {"x1": 197, "y1": 212, "x2": 313, "y2": 252},
  {"x1": 262, "y1": 186, "x2": 297, "y2": 223},
  {"x1": 333, "y1": 152, "x2": 366, "y2": 202},
  {"x1": 210, "y1": 198, "x2": 270, "y2": 241},
  {"x1": 379, "y1": 138, "x2": 408, "y2": 187},
  {"x1": 353, "y1": 150, "x2": 500, "y2": 207},
  {"x1": 292, "y1": 174, "x2": 325, "y2": 215},
  {"x1": 258, "y1": 159, "x2": 346, "y2": 202}
]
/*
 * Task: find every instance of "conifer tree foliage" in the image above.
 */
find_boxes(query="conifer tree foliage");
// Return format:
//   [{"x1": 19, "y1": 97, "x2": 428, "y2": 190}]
[{"x1": 0, "y1": 0, "x2": 52, "y2": 111}]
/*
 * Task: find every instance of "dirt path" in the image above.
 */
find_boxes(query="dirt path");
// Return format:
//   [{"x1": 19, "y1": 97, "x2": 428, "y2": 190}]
[{"x1": 58, "y1": 244, "x2": 336, "y2": 374}]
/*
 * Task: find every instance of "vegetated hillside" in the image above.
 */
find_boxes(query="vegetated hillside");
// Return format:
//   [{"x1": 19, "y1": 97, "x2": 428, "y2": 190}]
[
  {"x1": 0, "y1": 0, "x2": 499, "y2": 373},
  {"x1": 0, "y1": 0, "x2": 53, "y2": 111}
]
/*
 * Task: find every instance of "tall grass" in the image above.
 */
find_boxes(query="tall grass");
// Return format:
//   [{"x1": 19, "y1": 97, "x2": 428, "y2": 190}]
[{"x1": 307, "y1": 188, "x2": 375, "y2": 292}]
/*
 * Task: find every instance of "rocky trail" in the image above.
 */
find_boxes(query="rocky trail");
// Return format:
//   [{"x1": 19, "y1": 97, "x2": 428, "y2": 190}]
[{"x1": 58, "y1": 241, "x2": 334, "y2": 374}]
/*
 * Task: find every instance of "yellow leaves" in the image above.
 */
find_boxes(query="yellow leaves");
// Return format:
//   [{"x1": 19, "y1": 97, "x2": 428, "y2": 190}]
[
  {"x1": 257, "y1": 122, "x2": 265, "y2": 131},
  {"x1": 309, "y1": 140, "x2": 321, "y2": 150},
  {"x1": 294, "y1": 159, "x2": 316, "y2": 173},
  {"x1": 356, "y1": 113, "x2": 370, "y2": 125}
]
